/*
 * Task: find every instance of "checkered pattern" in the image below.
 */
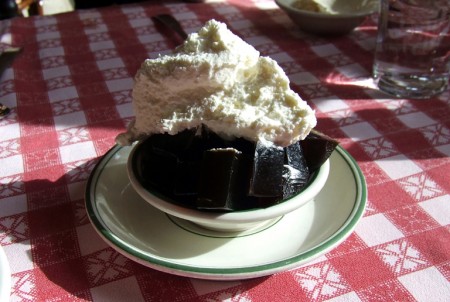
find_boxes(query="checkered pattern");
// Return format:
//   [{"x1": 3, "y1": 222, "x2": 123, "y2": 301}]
[{"x1": 1, "y1": 0, "x2": 449, "y2": 301}]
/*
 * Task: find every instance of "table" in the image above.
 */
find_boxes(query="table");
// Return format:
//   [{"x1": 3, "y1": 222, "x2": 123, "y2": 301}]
[{"x1": 1, "y1": 0, "x2": 449, "y2": 301}]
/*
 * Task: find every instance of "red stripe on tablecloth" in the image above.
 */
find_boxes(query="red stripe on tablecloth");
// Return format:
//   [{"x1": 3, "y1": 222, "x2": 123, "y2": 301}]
[
  {"x1": 55, "y1": 13, "x2": 112, "y2": 101},
  {"x1": 425, "y1": 162, "x2": 450, "y2": 192},
  {"x1": 187, "y1": 0, "x2": 227, "y2": 24},
  {"x1": 10, "y1": 18, "x2": 66, "y2": 186},
  {"x1": 54, "y1": 11, "x2": 126, "y2": 146},
  {"x1": 328, "y1": 20, "x2": 377, "y2": 75},
  {"x1": 100, "y1": 6, "x2": 149, "y2": 77},
  {"x1": 407, "y1": 226, "x2": 450, "y2": 265},
  {"x1": 412, "y1": 98, "x2": 450, "y2": 129},
  {"x1": 329, "y1": 248, "x2": 396, "y2": 289},
  {"x1": 370, "y1": 180, "x2": 425, "y2": 211},
  {"x1": 247, "y1": 274, "x2": 311, "y2": 301}
]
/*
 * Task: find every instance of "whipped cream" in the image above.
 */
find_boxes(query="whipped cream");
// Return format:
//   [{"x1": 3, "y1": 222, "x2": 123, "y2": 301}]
[{"x1": 116, "y1": 20, "x2": 316, "y2": 147}]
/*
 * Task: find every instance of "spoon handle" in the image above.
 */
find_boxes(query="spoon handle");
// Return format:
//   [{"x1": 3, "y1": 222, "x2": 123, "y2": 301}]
[{"x1": 151, "y1": 14, "x2": 188, "y2": 42}]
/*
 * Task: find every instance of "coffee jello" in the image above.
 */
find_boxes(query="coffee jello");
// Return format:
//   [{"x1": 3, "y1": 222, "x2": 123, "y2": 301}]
[{"x1": 117, "y1": 20, "x2": 337, "y2": 211}]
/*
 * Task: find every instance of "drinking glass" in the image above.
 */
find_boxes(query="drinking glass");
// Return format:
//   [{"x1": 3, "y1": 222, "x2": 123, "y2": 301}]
[{"x1": 373, "y1": 0, "x2": 450, "y2": 99}]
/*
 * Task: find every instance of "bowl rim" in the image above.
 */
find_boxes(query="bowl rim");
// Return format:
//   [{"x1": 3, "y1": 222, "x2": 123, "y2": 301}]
[
  {"x1": 275, "y1": 0, "x2": 378, "y2": 18},
  {"x1": 127, "y1": 139, "x2": 330, "y2": 224}
]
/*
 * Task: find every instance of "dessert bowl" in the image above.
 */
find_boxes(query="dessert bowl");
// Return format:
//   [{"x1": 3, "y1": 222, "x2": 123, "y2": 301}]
[
  {"x1": 275, "y1": 0, "x2": 379, "y2": 35},
  {"x1": 127, "y1": 138, "x2": 330, "y2": 233}
]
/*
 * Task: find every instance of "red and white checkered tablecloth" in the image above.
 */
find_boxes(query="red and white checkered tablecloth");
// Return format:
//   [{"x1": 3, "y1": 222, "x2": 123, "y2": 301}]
[{"x1": 1, "y1": 0, "x2": 449, "y2": 301}]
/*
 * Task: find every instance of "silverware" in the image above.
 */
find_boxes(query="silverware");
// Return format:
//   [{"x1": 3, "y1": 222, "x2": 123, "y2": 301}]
[
  {"x1": 0, "y1": 47, "x2": 21, "y2": 76},
  {"x1": 151, "y1": 14, "x2": 188, "y2": 42},
  {"x1": 0, "y1": 46, "x2": 21, "y2": 119},
  {"x1": 0, "y1": 103, "x2": 10, "y2": 118}
]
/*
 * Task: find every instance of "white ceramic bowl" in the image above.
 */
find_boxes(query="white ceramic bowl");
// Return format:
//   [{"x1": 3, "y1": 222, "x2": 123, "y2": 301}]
[
  {"x1": 127, "y1": 140, "x2": 330, "y2": 233},
  {"x1": 275, "y1": 0, "x2": 378, "y2": 35}
]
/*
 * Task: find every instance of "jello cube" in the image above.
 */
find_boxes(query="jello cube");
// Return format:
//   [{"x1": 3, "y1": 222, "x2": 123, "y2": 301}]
[
  {"x1": 137, "y1": 146, "x2": 178, "y2": 193},
  {"x1": 283, "y1": 142, "x2": 310, "y2": 198},
  {"x1": 300, "y1": 130, "x2": 339, "y2": 171},
  {"x1": 197, "y1": 148, "x2": 250, "y2": 211},
  {"x1": 173, "y1": 160, "x2": 201, "y2": 196},
  {"x1": 249, "y1": 141, "x2": 284, "y2": 197}
]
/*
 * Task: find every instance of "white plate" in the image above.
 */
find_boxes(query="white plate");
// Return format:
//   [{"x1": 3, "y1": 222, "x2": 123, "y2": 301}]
[
  {"x1": 0, "y1": 245, "x2": 11, "y2": 301},
  {"x1": 85, "y1": 145, "x2": 366, "y2": 280}
]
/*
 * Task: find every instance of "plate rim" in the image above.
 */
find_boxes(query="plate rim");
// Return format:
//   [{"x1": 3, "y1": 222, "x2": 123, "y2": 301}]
[{"x1": 85, "y1": 144, "x2": 367, "y2": 279}]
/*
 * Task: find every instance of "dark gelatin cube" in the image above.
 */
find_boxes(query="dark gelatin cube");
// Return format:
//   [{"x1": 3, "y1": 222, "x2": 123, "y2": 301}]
[
  {"x1": 300, "y1": 130, "x2": 339, "y2": 172},
  {"x1": 173, "y1": 160, "x2": 201, "y2": 196},
  {"x1": 197, "y1": 149, "x2": 250, "y2": 211},
  {"x1": 249, "y1": 141, "x2": 284, "y2": 197},
  {"x1": 136, "y1": 146, "x2": 178, "y2": 193},
  {"x1": 200, "y1": 124, "x2": 227, "y2": 150},
  {"x1": 257, "y1": 196, "x2": 282, "y2": 208},
  {"x1": 161, "y1": 128, "x2": 202, "y2": 161},
  {"x1": 169, "y1": 128, "x2": 197, "y2": 148},
  {"x1": 285, "y1": 141, "x2": 303, "y2": 168},
  {"x1": 142, "y1": 131, "x2": 189, "y2": 152},
  {"x1": 154, "y1": 125, "x2": 226, "y2": 161},
  {"x1": 283, "y1": 143, "x2": 310, "y2": 198},
  {"x1": 142, "y1": 128, "x2": 210, "y2": 161},
  {"x1": 282, "y1": 165, "x2": 309, "y2": 198},
  {"x1": 228, "y1": 137, "x2": 255, "y2": 157}
]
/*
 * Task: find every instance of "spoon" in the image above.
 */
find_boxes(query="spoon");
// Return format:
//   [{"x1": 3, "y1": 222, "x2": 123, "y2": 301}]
[{"x1": 151, "y1": 14, "x2": 188, "y2": 43}]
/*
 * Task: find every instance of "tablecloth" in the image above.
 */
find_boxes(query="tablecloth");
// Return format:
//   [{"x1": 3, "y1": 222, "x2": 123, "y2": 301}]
[{"x1": 1, "y1": 0, "x2": 449, "y2": 301}]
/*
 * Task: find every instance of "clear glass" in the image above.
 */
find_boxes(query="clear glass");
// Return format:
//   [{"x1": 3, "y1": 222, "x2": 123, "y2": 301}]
[{"x1": 373, "y1": 0, "x2": 450, "y2": 99}]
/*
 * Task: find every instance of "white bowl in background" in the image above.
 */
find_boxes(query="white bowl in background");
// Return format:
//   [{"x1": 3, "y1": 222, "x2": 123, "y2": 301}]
[{"x1": 275, "y1": 0, "x2": 379, "y2": 35}]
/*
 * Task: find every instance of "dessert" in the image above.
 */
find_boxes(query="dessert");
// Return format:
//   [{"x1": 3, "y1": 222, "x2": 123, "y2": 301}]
[{"x1": 118, "y1": 20, "x2": 338, "y2": 211}]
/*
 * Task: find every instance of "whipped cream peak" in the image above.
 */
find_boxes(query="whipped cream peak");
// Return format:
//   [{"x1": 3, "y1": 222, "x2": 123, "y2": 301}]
[{"x1": 116, "y1": 19, "x2": 316, "y2": 147}]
